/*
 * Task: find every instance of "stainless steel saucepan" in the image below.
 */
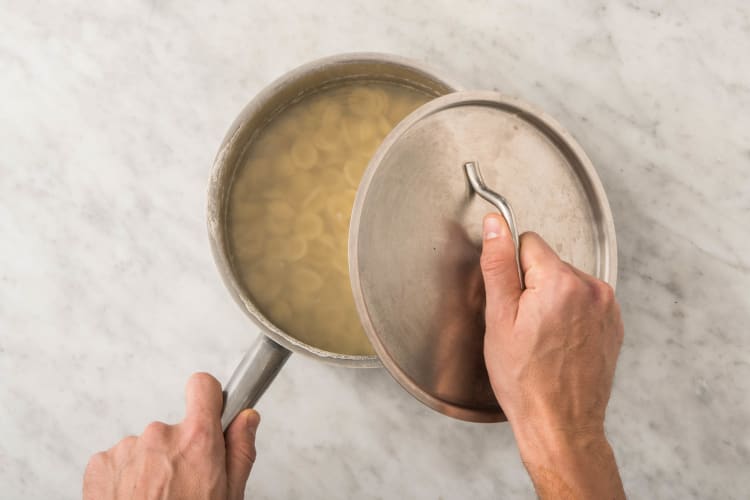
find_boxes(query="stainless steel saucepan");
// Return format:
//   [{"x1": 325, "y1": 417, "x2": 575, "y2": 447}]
[{"x1": 206, "y1": 53, "x2": 460, "y2": 430}]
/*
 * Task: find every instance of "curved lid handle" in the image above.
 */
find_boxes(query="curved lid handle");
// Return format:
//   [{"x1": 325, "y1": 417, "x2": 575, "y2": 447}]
[{"x1": 464, "y1": 161, "x2": 525, "y2": 290}]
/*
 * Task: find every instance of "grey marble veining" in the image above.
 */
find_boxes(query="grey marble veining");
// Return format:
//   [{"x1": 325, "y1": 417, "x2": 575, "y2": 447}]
[{"x1": 1, "y1": 1, "x2": 749, "y2": 499}]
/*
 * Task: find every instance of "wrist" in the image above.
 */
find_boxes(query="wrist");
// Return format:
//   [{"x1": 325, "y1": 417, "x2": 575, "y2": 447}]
[
  {"x1": 511, "y1": 417, "x2": 608, "y2": 465},
  {"x1": 510, "y1": 419, "x2": 623, "y2": 499}
]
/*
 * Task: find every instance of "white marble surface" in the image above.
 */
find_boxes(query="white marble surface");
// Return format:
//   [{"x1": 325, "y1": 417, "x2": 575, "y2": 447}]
[{"x1": 1, "y1": 0, "x2": 749, "y2": 498}]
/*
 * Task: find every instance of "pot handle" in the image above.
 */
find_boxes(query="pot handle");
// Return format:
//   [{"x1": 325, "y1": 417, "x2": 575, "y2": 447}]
[
  {"x1": 464, "y1": 161, "x2": 525, "y2": 290},
  {"x1": 221, "y1": 334, "x2": 291, "y2": 431}
]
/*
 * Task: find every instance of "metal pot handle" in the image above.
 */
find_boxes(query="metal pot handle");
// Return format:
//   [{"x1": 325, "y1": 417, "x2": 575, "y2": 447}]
[
  {"x1": 221, "y1": 335, "x2": 291, "y2": 431},
  {"x1": 464, "y1": 161, "x2": 525, "y2": 290}
]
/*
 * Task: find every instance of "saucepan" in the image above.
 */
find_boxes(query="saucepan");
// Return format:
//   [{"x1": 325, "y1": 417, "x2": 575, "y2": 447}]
[
  {"x1": 207, "y1": 53, "x2": 461, "y2": 429},
  {"x1": 209, "y1": 53, "x2": 618, "y2": 427}
]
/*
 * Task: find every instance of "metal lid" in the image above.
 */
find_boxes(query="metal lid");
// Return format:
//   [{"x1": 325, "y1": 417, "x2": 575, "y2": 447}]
[{"x1": 348, "y1": 91, "x2": 617, "y2": 422}]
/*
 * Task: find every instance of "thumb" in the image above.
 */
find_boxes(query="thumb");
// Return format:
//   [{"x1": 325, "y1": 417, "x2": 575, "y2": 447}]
[
  {"x1": 225, "y1": 409, "x2": 261, "y2": 500},
  {"x1": 480, "y1": 214, "x2": 522, "y2": 326}
]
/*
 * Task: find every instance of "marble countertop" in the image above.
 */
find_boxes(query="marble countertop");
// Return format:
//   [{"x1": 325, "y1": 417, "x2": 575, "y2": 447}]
[{"x1": 2, "y1": 1, "x2": 749, "y2": 498}]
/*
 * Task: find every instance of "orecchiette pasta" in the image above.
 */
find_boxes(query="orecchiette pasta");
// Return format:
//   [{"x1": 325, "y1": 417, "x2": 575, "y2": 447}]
[
  {"x1": 291, "y1": 138, "x2": 318, "y2": 170},
  {"x1": 281, "y1": 235, "x2": 308, "y2": 262},
  {"x1": 277, "y1": 161, "x2": 296, "y2": 179},
  {"x1": 293, "y1": 267, "x2": 323, "y2": 293},
  {"x1": 227, "y1": 81, "x2": 431, "y2": 355},
  {"x1": 294, "y1": 212, "x2": 324, "y2": 240}
]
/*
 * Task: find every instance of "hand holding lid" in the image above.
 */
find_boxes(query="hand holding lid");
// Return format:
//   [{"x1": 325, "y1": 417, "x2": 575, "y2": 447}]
[{"x1": 348, "y1": 91, "x2": 617, "y2": 422}]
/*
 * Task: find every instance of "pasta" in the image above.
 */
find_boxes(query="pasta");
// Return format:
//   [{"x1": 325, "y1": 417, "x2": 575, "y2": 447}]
[
  {"x1": 294, "y1": 212, "x2": 324, "y2": 240},
  {"x1": 227, "y1": 81, "x2": 431, "y2": 355},
  {"x1": 281, "y1": 235, "x2": 308, "y2": 261},
  {"x1": 291, "y1": 138, "x2": 318, "y2": 170}
]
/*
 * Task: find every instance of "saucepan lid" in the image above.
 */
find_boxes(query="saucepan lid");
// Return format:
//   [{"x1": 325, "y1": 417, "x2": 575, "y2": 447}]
[{"x1": 348, "y1": 91, "x2": 617, "y2": 422}]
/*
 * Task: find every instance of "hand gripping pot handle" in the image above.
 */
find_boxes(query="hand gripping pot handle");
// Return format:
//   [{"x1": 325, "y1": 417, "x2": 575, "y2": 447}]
[{"x1": 220, "y1": 335, "x2": 291, "y2": 431}]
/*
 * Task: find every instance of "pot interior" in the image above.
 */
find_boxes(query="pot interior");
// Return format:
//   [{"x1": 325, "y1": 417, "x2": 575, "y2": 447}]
[{"x1": 208, "y1": 54, "x2": 458, "y2": 364}]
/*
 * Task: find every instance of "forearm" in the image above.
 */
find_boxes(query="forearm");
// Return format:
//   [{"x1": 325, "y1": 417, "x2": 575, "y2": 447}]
[{"x1": 513, "y1": 423, "x2": 625, "y2": 500}]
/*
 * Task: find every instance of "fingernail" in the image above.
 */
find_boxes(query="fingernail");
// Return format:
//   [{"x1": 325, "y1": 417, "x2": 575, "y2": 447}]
[{"x1": 483, "y1": 215, "x2": 504, "y2": 241}]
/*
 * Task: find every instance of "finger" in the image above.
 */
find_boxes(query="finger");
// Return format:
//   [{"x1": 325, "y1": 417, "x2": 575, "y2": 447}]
[
  {"x1": 479, "y1": 214, "x2": 522, "y2": 325},
  {"x1": 563, "y1": 262, "x2": 616, "y2": 303},
  {"x1": 184, "y1": 372, "x2": 223, "y2": 430},
  {"x1": 225, "y1": 409, "x2": 261, "y2": 500},
  {"x1": 111, "y1": 436, "x2": 137, "y2": 463},
  {"x1": 83, "y1": 452, "x2": 115, "y2": 500},
  {"x1": 518, "y1": 231, "x2": 563, "y2": 289},
  {"x1": 140, "y1": 421, "x2": 172, "y2": 449}
]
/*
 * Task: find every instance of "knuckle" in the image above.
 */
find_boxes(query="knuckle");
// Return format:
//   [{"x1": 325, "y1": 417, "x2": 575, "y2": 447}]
[
  {"x1": 182, "y1": 420, "x2": 218, "y2": 449},
  {"x1": 519, "y1": 231, "x2": 540, "y2": 246},
  {"x1": 480, "y1": 247, "x2": 513, "y2": 276},
  {"x1": 142, "y1": 421, "x2": 170, "y2": 443},
  {"x1": 84, "y1": 451, "x2": 110, "y2": 479},
  {"x1": 86, "y1": 451, "x2": 108, "y2": 470},
  {"x1": 237, "y1": 441, "x2": 257, "y2": 465},
  {"x1": 114, "y1": 435, "x2": 137, "y2": 453},
  {"x1": 555, "y1": 267, "x2": 581, "y2": 295},
  {"x1": 596, "y1": 281, "x2": 616, "y2": 304}
]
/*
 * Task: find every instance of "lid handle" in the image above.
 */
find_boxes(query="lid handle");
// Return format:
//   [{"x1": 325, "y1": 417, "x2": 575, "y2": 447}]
[{"x1": 464, "y1": 161, "x2": 525, "y2": 290}]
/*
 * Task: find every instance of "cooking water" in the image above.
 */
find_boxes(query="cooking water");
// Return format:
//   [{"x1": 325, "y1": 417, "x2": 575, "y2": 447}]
[{"x1": 228, "y1": 82, "x2": 431, "y2": 355}]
